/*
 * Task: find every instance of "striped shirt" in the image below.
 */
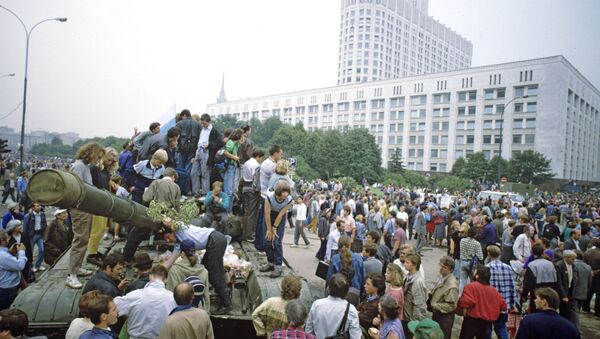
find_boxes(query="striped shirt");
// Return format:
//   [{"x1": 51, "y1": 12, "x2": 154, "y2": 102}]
[{"x1": 460, "y1": 237, "x2": 483, "y2": 261}]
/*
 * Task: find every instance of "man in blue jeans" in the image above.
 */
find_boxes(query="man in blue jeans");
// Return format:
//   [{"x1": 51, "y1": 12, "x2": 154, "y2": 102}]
[
  {"x1": 259, "y1": 181, "x2": 293, "y2": 278},
  {"x1": 22, "y1": 202, "x2": 46, "y2": 272},
  {"x1": 486, "y1": 245, "x2": 517, "y2": 339}
]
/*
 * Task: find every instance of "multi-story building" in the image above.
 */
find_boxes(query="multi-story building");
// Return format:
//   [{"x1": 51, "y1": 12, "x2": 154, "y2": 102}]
[
  {"x1": 0, "y1": 127, "x2": 80, "y2": 150},
  {"x1": 337, "y1": 0, "x2": 473, "y2": 85},
  {"x1": 207, "y1": 56, "x2": 600, "y2": 182}
]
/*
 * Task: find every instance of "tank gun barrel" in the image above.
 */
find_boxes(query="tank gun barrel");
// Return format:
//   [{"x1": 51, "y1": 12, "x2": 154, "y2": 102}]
[{"x1": 27, "y1": 169, "x2": 162, "y2": 230}]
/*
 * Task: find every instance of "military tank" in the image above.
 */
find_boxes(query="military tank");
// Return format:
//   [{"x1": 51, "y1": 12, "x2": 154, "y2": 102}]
[{"x1": 14, "y1": 169, "x2": 314, "y2": 338}]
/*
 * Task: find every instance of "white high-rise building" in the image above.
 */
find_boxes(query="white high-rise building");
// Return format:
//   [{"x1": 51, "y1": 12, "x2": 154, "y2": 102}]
[
  {"x1": 337, "y1": 0, "x2": 473, "y2": 85},
  {"x1": 207, "y1": 56, "x2": 600, "y2": 183}
]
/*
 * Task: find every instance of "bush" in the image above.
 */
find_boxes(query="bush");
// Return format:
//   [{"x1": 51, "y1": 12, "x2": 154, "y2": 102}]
[
  {"x1": 402, "y1": 170, "x2": 428, "y2": 188},
  {"x1": 435, "y1": 176, "x2": 471, "y2": 193},
  {"x1": 338, "y1": 176, "x2": 360, "y2": 190},
  {"x1": 382, "y1": 171, "x2": 406, "y2": 186}
]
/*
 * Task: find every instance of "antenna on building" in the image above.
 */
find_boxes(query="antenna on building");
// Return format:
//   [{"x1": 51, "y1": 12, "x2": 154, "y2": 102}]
[{"x1": 217, "y1": 72, "x2": 227, "y2": 103}]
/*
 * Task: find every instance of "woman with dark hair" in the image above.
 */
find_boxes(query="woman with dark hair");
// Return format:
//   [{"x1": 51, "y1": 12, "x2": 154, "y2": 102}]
[
  {"x1": 358, "y1": 272, "x2": 386, "y2": 329},
  {"x1": 326, "y1": 234, "x2": 365, "y2": 305},
  {"x1": 368, "y1": 295, "x2": 405, "y2": 339}
]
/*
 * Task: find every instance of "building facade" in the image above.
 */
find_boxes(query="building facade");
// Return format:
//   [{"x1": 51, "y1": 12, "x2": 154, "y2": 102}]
[
  {"x1": 0, "y1": 127, "x2": 80, "y2": 150},
  {"x1": 337, "y1": 0, "x2": 472, "y2": 85},
  {"x1": 206, "y1": 56, "x2": 600, "y2": 182}
]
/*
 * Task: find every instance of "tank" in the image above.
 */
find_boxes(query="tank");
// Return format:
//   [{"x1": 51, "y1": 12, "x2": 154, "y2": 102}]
[{"x1": 15, "y1": 169, "x2": 314, "y2": 338}]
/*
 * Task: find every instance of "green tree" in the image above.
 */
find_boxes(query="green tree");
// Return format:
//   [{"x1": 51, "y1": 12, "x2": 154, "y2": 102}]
[
  {"x1": 435, "y1": 176, "x2": 471, "y2": 193},
  {"x1": 402, "y1": 170, "x2": 428, "y2": 188},
  {"x1": 313, "y1": 129, "x2": 344, "y2": 179},
  {"x1": 488, "y1": 156, "x2": 511, "y2": 180},
  {"x1": 212, "y1": 115, "x2": 242, "y2": 135},
  {"x1": 269, "y1": 124, "x2": 307, "y2": 158},
  {"x1": 340, "y1": 128, "x2": 382, "y2": 182},
  {"x1": 382, "y1": 170, "x2": 406, "y2": 186},
  {"x1": 291, "y1": 155, "x2": 319, "y2": 180},
  {"x1": 252, "y1": 117, "x2": 282, "y2": 148},
  {"x1": 451, "y1": 157, "x2": 466, "y2": 177},
  {"x1": 509, "y1": 150, "x2": 555, "y2": 183},
  {"x1": 50, "y1": 137, "x2": 63, "y2": 145},
  {"x1": 300, "y1": 130, "x2": 323, "y2": 170},
  {"x1": 72, "y1": 136, "x2": 129, "y2": 152},
  {"x1": 388, "y1": 148, "x2": 404, "y2": 173},
  {"x1": 461, "y1": 152, "x2": 491, "y2": 180}
]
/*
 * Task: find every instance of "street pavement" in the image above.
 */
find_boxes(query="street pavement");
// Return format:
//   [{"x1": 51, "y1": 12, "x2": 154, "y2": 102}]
[{"x1": 281, "y1": 225, "x2": 600, "y2": 338}]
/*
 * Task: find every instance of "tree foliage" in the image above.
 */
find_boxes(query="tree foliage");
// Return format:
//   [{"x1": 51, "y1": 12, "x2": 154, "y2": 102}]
[
  {"x1": 340, "y1": 128, "x2": 382, "y2": 183},
  {"x1": 435, "y1": 176, "x2": 471, "y2": 193},
  {"x1": 461, "y1": 152, "x2": 491, "y2": 180},
  {"x1": 451, "y1": 157, "x2": 466, "y2": 176},
  {"x1": 509, "y1": 150, "x2": 555, "y2": 183},
  {"x1": 388, "y1": 148, "x2": 404, "y2": 173},
  {"x1": 31, "y1": 136, "x2": 129, "y2": 158}
]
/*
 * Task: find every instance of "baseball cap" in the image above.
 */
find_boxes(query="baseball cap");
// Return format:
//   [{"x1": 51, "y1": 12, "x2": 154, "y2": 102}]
[
  {"x1": 54, "y1": 209, "x2": 68, "y2": 216},
  {"x1": 407, "y1": 319, "x2": 444, "y2": 339}
]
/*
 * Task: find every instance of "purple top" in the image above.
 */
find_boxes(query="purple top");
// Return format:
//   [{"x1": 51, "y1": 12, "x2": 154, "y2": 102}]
[{"x1": 380, "y1": 318, "x2": 405, "y2": 339}]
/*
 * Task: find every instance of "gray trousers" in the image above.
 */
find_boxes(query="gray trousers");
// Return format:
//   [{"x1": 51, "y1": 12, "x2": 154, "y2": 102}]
[
  {"x1": 242, "y1": 191, "x2": 261, "y2": 240},
  {"x1": 294, "y1": 220, "x2": 310, "y2": 245},
  {"x1": 415, "y1": 232, "x2": 427, "y2": 252},
  {"x1": 68, "y1": 208, "x2": 92, "y2": 275},
  {"x1": 191, "y1": 149, "x2": 210, "y2": 196}
]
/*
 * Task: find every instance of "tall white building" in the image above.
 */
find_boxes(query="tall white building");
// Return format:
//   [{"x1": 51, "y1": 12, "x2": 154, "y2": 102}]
[
  {"x1": 207, "y1": 56, "x2": 600, "y2": 182},
  {"x1": 337, "y1": 0, "x2": 473, "y2": 85}
]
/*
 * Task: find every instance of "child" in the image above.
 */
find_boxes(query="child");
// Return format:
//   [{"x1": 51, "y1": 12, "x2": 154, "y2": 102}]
[{"x1": 292, "y1": 196, "x2": 310, "y2": 248}]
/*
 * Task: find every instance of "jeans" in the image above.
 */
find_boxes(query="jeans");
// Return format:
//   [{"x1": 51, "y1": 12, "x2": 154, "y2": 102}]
[
  {"x1": 191, "y1": 149, "x2": 210, "y2": 196},
  {"x1": 294, "y1": 220, "x2": 309, "y2": 245},
  {"x1": 459, "y1": 259, "x2": 471, "y2": 296},
  {"x1": 223, "y1": 165, "x2": 236, "y2": 212},
  {"x1": 453, "y1": 257, "x2": 462, "y2": 280},
  {"x1": 31, "y1": 232, "x2": 45, "y2": 268},
  {"x1": 0, "y1": 286, "x2": 18, "y2": 310},
  {"x1": 316, "y1": 238, "x2": 327, "y2": 261},
  {"x1": 265, "y1": 216, "x2": 286, "y2": 266},
  {"x1": 488, "y1": 313, "x2": 508, "y2": 339}
]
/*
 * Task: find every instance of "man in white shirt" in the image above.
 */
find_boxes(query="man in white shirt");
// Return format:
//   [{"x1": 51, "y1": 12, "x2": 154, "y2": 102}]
[
  {"x1": 241, "y1": 149, "x2": 264, "y2": 241},
  {"x1": 114, "y1": 265, "x2": 177, "y2": 339},
  {"x1": 255, "y1": 145, "x2": 283, "y2": 250},
  {"x1": 292, "y1": 197, "x2": 310, "y2": 247},
  {"x1": 191, "y1": 114, "x2": 223, "y2": 197}
]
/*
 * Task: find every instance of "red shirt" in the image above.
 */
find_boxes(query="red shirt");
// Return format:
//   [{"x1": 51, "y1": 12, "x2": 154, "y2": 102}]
[{"x1": 458, "y1": 281, "x2": 507, "y2": 322}]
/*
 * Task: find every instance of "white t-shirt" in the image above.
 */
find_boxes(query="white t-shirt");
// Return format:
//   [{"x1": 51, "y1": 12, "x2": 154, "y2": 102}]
[
  {"x1": 296, "y1": 203, "x2": 307, "y2": 220},
  {"x1": 65, "y1": 317, "x2": 94, "y2": 339}
]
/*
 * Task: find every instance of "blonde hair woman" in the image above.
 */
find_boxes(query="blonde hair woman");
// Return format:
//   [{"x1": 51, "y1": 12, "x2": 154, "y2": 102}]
[{"x1": 87, "y1": 148, "x2": 118, "y2": 265}]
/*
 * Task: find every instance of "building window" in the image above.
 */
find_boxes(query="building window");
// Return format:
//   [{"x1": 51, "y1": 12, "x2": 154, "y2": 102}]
[
  {"x1": 354, "y1": 101, "x2": 366, "y2": 110},
  {"x1": 309, "y1": 105, "x2": 318, "y2": 113},
  {"x1": 483, "y1": 120, "x2": 493, "y2": 129},
  {"x1": 526, "y1": 118, "x2": 536, "y2": 128},
  {"x1": 371, "y1": 99, "x2": 385, "y2": 109},
  {"x1": 410, "y1": 95, "x2": 427, "y2": 106},
  {"x1": 337, "y1": 102, "x2": 349, "y2": 111},
  {"x1": 456, "y1": 135, "x2": 464, "y2": 144},
  {"x1": 467, "y1": 121, "x2": 475, "y2": 130},
  {"x1": 526, "y1": 102, "x2": 537, "y2": 112},
  {"x1": 525, "y1": 134, "x2": 535, "y2": 144},
  {"x1": 390, "y1": 110, "x2": 404, "y2": 120},
  {"x1": 496, "y1": 104, "x2": 505, "y2": 113},
  {"x1": 513, "y1": 134, "x2": 522, "y2": 144},
  {"x1": 323, "y1": 104, "x2": 333, "y2": 113},
  {"x1": 513, "y1": 119, "x2": 523, "y2": 129},
  {"x1": 457, "y1": 121, "x2": 465, "y2": 130},
  {"x1": 431, "y1": 149, "x2": 439, "y2": 158},
  {"x1": 484, "y1": 105, "x2": 493, "y2": 114},
  {"x1": 483, "y1": 135, "x2": 492, "y2": 144},
  {"x1": 441, "y1": 122, "x2": 449, "y2": 131},
  {"x1": 458, "y1": 90, "x2": 477, "y2": 102},
  {"x1": 466, "y1": 135, "x2": 474, "y2": 144},
  {"x1": 433, "y1": 93, "x2": 450, "y2": 104},
  {"x1": 390, "y1": 97, "x2": 405, "y2": 107}
]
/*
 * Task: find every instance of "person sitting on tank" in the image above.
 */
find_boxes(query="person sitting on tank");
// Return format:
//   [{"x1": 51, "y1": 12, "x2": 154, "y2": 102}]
[
  {"x1": 201, "y1": 181, "x2": 230, "y2": 233},
  {"x1": 252, "y1": 275, "x2": 302, "y2": 338},
  {"x1": 162, "y1": 239, "x2": 211, "y2": 311},
  {"x1": 131, "y1": 149, "x2": 167, "y2": 205},
  {"x1": 82, "y1": 253, "x2": 130, "y2": 298},
  {"x1": 161, "y1": 217, "x2": 232, "y2": 315},
  {"x1": 43, "y1": 208, "x2": 72, "y2": 266}
]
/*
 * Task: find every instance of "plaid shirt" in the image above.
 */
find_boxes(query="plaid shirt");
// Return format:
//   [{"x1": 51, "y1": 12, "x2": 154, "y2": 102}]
[
  {"x1": 270, "y1": 326, "x2": 316, "y2": 339},
  {"x1": 487, "y1": 259, "x2": 517, "y2": 309},
  {"x1": 460, "y1": 237, "x2": 483, "y2": 260}
]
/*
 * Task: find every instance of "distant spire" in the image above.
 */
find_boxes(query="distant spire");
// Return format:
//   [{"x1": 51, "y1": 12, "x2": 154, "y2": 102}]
[{"x1": 217, "y1": 73, "x2": 227, "y2": 103}]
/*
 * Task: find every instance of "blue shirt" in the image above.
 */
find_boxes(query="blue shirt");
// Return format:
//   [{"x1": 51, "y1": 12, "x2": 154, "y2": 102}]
[
  {"x1": 0, "y1": 247, "x2": 27, "y2": 288},
  {"x1": 487, "y1": 259, "x2": 517, "y2": 309},
  {"x1": 79, "y1": 327, "x2": 115, "y2": 339},
  {"x1": 204, "y1": 191, "x2": 230, "y2": 211},
  {"x1": 176, "y1": 224, "x2": 215, "y2": 250},
  {"x1": 479, "y1": 222, "x2": 498, "y2": 245},
  {"x1": 327, "y1": 252, "x2": 365, "y2": 291}
]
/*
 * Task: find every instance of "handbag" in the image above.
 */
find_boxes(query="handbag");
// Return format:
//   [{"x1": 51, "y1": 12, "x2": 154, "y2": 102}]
[
  {"x1": 325, "y1": 302, "x2": 351, "y2": 339},
  {"x1": 315, "y1": 261, "x2": 329, "y2": 280}
]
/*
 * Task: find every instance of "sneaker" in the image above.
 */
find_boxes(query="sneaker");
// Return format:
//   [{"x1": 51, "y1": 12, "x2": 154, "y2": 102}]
[
  {"x1": 77, "y1": 268, "x2": 93, "y2": 276},
  {"x1": 259, "y1": 264, "x2": 274, "y2": 272},
  {"x1": 304, "y1": 245, "x2": 310, "y2": 249},
  {"x1": 38, "y1": 266, "x2": 46, "y2": 271},
  {"x1": 269, "y1": 268, "x2": 282, "y2": 278},
  {"x1": 114, "y1": 235, "x2": 121, "y2": 242},
  {"x1": 290, "y1": 244, "x2": 299, "y2": 248},
  {"x1": 66, "y1": 276, "x2": 83, "y2": 289},
  {"x1": 103, "y1": 233, "x2": 110, "y2": 240},
  {"x1": 32, "y1": 267, "x2": 39, "y2": 273}
]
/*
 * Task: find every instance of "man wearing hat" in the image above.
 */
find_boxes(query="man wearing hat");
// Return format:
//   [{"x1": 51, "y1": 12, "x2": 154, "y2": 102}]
[
  {"x1": 5, "y1": 220, "x2": 23, "y2": 248},
  {"x1": 1, "y1": 202, "x2": 22, "y2": 229},
  {"x1": 162, "y1": 218, "x2": 232, "y2": 315},
  {"x1": 407, "y1": 318, "x2": 444, "y2": 339},
  {"x1": 125, "y1": 253, "x2": 153, "y2": 294},
  {"x1": 44, "y1": 209, "x2": 72, "y2": 266}
]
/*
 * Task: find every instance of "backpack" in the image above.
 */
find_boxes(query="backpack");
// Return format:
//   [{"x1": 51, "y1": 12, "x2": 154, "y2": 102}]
[{"x1": 213, "y1": 148, "x2": 226, "y2": 171}]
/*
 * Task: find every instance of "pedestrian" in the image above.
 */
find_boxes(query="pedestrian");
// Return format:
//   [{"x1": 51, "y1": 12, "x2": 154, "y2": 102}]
[
  {"x1": 391, "y1": 218, "x2": 407, "y2": 259},
  {"x1": 65, "y1": 290, "x2": 101, "y2": 339},
  {"x1": 2, "y1": 202, "x2": 23, "y2": 229},
  {"x1": 364, "y1": 243, "x2": 383, "y2": 276},
  {"x1": 305, "y1": 273, "x2": 361, "y2": 339},
  {"x1": 402, "y1": 253, "x2": 428, "y2": 338},
  {"x1": 142, "y1": 167, "x2": 181, "y2": 211},
  {"x1": 255, "y1": 145, "x2": 284, "y2": 250},
  {"x1": 316, "y1": 207, "x2": 332, "y2": 261},
  {"x1": 428, "y1": 256, "x2": 458, "y2": 339},
  {"x1": 175, "y1": 109, "x2": 201, "y2": 194},
  {"x1": 327, "y1": 234, "x2": 366, "y2": 305},
  {"x1": 515, "y1": 287, "x2": 580, "y2": 339},
  {"x1": 513, "y1": 225, "x2": 534, "y2": 263},
  {"x1": 78, "y1": 294, "x2": 119, "y2": 339},
  {"x1": 366, "y1": 230, "x2": 394, "y2": 274},
  {"x1": 325, "y1": 220, "x2": 344, "y2": 262},
  {"x1": 138, "y1": 126, "x2": 180, "y2": 168},
  {"x1": 2, "y1": 173, "x2": 16, "y2": 204},
  {"x1": 353, "y1": 214, "x2": 367, "y2": 253},
  {"x1": 252, "y1": 275, "x2": 302, "y2": 338},
  {"x1": 384, "y1": 263, "x2": 405, "y2": 320},
  {"x1": 521, "y1": 243, "x2": 558, "y2": 312},
  {"x1": 82, "y1": 253, "x2": 129, "y2": 298},
  {"x1": 130, "y1": 149, "x2": 167, "y2": 205},
  {"x1": 43, "y1": 208, "x2": 72, "y2": 266},
  {"x1": 486, "y1": 245, "x2": 517, "y2": 339},
  {"x1": 22, "y1": 201, "x2": 47, "y2": 272},
  {"x1": 369, "y1": 295, "x2": 405, "y2": 339},
  {"x1": 131, "y1": 122, "x2": 161, "y2": 162},
  {"x1": 457, "y1": 265, "x2": 507, "y2": 339},
  {"x1": 117, "y1": 141, "x2": 135, "y2": 190},
  {"x1": 241, "y1": 149, "x2": 264, "y2": 241},
  {"x1": 0, "y1": 229, "x2": 26, "y2": 310},
  {"x1": 16, "y1": 171, "x2": 28, "y2": 204},
  {"x1": 114, "y1": 265, "x2": 177, "y2": 339},
  {"x1": 414, "y1": 204, "x2": 427, "y2": 254},
  {"x1": 162, "y1": 218, "x2": 232, "y2": 315},
  {"x1": 449, "y1": 222, "x2": 465, "y2": 279},
  {"x1": 583, "y1": 238, "x2": 600, "y2": 316},
  {"x1": 292, "y1": 196, "x2": 310, "y2": 247},
  {"x1": 556, "y1": 250, "x2": 583, "y2": 328},
  {"x1": 459, "y1": 226, "x2": 483, "y2": 295},
  {"x1": 259, "y1": 180, "x2": 293, "y2": 278},
  {"x1": 270, "y1": 299, "x2": 316, "y2": 339},
  {"x1": 158, "y1": 282, "x2": 214, "y2": 339}
]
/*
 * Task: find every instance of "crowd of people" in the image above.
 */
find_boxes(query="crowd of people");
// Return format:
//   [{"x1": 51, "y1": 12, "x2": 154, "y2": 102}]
[{"x1": 0, "y1": 108, "x2": 598, "y2": 339}]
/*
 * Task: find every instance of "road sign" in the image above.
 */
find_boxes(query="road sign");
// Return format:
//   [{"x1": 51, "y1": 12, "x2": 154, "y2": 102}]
[{"x1": 289, "y1": 157, "x2": 297, "y2": 167}]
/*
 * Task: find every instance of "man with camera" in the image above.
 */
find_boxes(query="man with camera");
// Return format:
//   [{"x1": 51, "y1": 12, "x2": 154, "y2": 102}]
[{"x1": 0, "y1": 228, "x2": 27, "y2": 310}]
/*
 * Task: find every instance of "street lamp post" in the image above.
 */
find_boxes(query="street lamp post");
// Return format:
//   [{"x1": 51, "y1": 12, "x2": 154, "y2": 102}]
[
  {"x1": 497, "y1": 94, "x2": 529, "y2": 186},
  {"x1": 0, "y1": 5, "x2": 66, "y2": 172}
]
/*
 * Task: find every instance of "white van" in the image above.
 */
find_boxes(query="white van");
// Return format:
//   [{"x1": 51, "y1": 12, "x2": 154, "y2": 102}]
[{"x1": 476, "y1": 191, "x2": 508, "y2": 201}]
